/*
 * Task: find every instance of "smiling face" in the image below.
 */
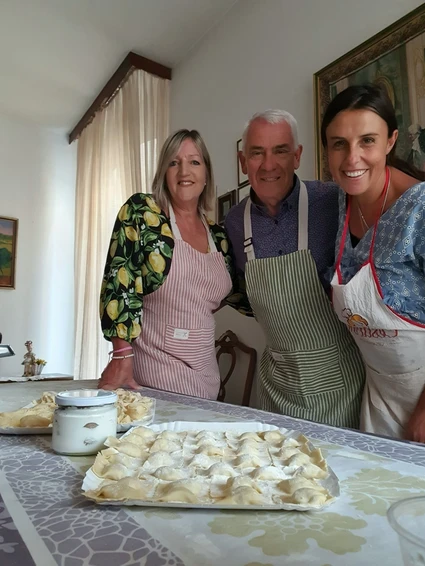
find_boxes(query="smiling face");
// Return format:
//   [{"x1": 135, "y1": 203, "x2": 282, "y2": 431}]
[
  {"x1": 325, "y1": 109, "x2": 397, "y2": 196},
  {"x1": 240, "y1": 119, "x2": 302, "y2": 204},
  {"x1": 165, "y1": 139, "x2": 207, "y2": 208}
]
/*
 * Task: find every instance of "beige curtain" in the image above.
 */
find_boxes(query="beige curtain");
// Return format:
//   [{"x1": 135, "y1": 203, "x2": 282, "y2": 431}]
[{"x1": 74, "y1": 70, "x2": 170, "y2": 379}]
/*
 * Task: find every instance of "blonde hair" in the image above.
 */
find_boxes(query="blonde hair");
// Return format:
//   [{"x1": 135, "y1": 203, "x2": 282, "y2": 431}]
[{"x1": 152, "y1": 129, "x2": 215, "y2": 215}]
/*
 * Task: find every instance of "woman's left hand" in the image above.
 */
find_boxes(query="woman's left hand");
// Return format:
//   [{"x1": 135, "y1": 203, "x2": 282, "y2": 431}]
[{"x1": 405, "y1": 405, "x2": 425, "y2": 443}]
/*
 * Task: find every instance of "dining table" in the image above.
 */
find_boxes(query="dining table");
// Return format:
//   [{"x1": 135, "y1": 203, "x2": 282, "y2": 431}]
[{"x1": 1, "y1": 379, "x2": 424, "y2": 566}]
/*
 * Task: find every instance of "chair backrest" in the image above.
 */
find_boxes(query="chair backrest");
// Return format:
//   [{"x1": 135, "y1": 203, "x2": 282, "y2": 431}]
[{"x1": 215, "y1": 330, "x2": 256, "y2": 406}]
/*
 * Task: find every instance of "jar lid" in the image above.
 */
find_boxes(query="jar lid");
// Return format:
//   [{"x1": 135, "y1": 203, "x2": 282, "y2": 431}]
[{"x1": 55, "y1": 389, "x2": 118, "y2": 407}]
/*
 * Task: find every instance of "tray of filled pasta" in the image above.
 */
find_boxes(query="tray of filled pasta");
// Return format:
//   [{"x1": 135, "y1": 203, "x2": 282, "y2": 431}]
[
  {"x1": 82, "y1": 421, "x2": 339, "y2": 511},
  {"x1": 0, "y1": 389, "x2": 155, "y2": 434}
]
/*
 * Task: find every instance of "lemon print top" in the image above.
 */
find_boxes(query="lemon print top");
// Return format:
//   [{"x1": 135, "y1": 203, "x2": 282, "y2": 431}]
[{"x1": 100, "y1": 193, "x2": 234, "y2": 343}]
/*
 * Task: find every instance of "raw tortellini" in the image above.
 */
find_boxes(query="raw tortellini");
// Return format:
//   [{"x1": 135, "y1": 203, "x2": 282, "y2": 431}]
[
  {"x1": 0, "y1": 405, "x2": 56, "y2": 428},
  {"x1": 86, "y1": 426, "x2": 335, "y2": 509},
  {"x1": 18, "y1": 414, "x2": 52, "y2": 428},
  {"x1": 250, "y1": 466, "x2": 286, "y2": 481},
  {"x1": 93, "y1": 477, "x2": 156, "y2": 501},
  {"x1": 154, "y1": 483, "x2": 201, "y2": 504},
  {"x1": 0, "y1": 389, "x2": 154, "y2": 429},
  {"x1": 153, "y1": 466, "x2": 190, "y2": 482},
  {"x1": 218, "y1": 486, "x2": 267, "y2": 506},
  {"x1": 273, "y1": 476, "x2": 330, "y2": 506},
  {"x1": 150, "y1": 437, "x2": 181, "y2": 453},
  {"x1": 114, "y1": 389, "x2": 155, "y2": 424}
]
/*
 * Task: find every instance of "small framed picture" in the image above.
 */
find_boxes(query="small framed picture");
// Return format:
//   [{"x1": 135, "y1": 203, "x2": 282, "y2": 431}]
[
  {"x1": 237, "y1": 184, "x2": 250, "y2": 203},
  {"x1": 0, "y1": 216, "x2": 18, "y2": 289},
  {"x1": 236, "y1": 139, "x2": 248, "y2": 187},
  {"x1": 217, "y1": 191, "x2": 236, "y2": 226}
]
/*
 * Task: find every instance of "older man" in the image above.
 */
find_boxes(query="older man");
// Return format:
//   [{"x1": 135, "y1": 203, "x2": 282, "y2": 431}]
[{"x1": 225, "y1": 109, "x2": 364, "y2": 427}]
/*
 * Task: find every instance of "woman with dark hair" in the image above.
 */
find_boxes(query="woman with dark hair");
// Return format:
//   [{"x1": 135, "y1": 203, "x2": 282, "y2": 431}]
[{"x1": 322, "y1": 84, "x2": 425, "y2": 443}]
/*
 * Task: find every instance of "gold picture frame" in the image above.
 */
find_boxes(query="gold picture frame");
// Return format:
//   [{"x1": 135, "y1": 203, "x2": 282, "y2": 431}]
[
  {"x1": 0, "y1": 216, "x2": 18, "y2": 289},
  {"x1": 314, "y1": 5, "x2": 425, "y2": 180}
]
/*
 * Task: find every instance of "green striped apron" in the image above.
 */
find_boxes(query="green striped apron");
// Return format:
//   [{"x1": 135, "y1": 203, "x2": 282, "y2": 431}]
[{"x1": 243, "y1": 182, "x2": 364, "y2": 428}]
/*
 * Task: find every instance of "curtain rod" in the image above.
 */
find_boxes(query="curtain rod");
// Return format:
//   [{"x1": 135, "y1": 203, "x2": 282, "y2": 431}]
[{"x1": 68, "y1": 51, "x2": 172, "y2": 144}]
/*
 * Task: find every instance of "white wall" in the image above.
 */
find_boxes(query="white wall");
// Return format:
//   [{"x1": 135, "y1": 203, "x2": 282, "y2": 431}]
[
  {"x1": 0, "y1": 114, "x2": 76, "y2": 376},
  {"x1": 170, "y1": 0, "x2": 423, "y2": 406}
]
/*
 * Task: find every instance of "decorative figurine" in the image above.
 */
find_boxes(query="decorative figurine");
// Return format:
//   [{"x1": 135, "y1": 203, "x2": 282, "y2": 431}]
[{"x1": 22, "y1": 340, "x2": 36, "y2": 377}]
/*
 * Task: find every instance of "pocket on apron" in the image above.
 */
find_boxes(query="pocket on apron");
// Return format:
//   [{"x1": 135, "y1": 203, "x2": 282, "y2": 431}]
[
  {"x1": 165, "y1": 325, "x2": 215, "y2": 373},
  {"x1": 269, "y1": 344, "x2": 345, "y2": 396},
  {"x1": 365, "y1": 364, "x2": 424, "y2": 425}
]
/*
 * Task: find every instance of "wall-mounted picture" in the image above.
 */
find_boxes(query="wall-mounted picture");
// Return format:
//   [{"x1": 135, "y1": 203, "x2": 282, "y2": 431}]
[
  {"x1": 0, "y1": 216, "x2": 18, "y2": 289},
  {"x1": 238, "y1": 184, "x2": 250, "y2": 203},
  {"x1": 236, "y1": 138, "x2": 249, "y2": 187},
  {"x1": 314, "y1": 5, "x2": 425, "y2": 180},
  {"x1": 217, "y1": 191, "x2": 236, "y2": 226}
]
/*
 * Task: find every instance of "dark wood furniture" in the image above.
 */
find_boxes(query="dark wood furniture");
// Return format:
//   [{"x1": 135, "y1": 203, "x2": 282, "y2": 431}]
[{"x1": 215, "y1": 330, "x2": 257, "y2": 406}]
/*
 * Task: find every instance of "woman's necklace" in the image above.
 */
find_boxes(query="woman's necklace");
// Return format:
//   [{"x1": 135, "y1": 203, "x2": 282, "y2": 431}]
[{"x1": 357, "y1": 170, "x2": 391, "y2": 232}]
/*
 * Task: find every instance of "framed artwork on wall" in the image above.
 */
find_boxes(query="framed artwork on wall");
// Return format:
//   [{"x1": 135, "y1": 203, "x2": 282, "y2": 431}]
[
  {"x1": 314, "y1": 5, "x2": 425, "y2": 180},
  {"x1": 217, "y1": 190, "x2": 236, "y2": 226},
  {"x1": 238, "y1": 184, "x2": 250, "y2": 203},
  {"x1": 236, "y1": 138, "x2": 249, "y2": 187},
  {"x1": 0, "y1": 216, "x2": 18, "y2": 289}
]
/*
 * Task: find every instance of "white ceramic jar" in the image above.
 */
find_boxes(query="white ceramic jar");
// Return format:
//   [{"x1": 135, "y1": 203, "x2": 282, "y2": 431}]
[{"x1": 52, "y1": 390, "x2": 117, "y2": 455}]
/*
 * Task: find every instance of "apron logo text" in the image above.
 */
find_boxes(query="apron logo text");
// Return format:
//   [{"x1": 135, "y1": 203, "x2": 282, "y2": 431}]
[{"x1": 342, "y1": 309, "x2": 398, "y2": 339}]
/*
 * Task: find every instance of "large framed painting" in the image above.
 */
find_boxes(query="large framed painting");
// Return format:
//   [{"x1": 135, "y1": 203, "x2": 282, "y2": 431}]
[
  {"x1": 0, "y1": 216, "x2": 18, "y2": 289},
  {"x1": 314, "y1": 5, "x2": 425, "y2": 180}
]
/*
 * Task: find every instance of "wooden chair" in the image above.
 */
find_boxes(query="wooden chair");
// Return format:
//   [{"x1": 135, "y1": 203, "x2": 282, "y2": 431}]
[{"x1": 215, "y1": 330, "x2": 257, "y2": 406}]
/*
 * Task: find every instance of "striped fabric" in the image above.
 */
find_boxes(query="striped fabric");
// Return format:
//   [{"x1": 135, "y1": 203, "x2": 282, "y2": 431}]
[
  {"x1": 133, "y1": 237, "x2": 232, "y2": 399},
  {"x1": 246, "y1": 250, "x2": 365, "y2": 428}
]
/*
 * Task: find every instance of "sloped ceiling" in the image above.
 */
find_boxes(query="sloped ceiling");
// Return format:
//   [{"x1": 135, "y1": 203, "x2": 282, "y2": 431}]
[{"x1": 0, "y1": 0, "x2": 238, "y2": 129}]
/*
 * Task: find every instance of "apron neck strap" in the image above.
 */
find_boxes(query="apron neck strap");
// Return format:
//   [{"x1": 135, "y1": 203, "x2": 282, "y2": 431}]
[
  {"x1": 335, "y1": 166, "x2": 391, "y2": 275},
  {"x1": 369, "y1": 167, "x2": 390, "y2": 263},
  {"x1": 243, "y1": 181, "x2": 309, "y2": 260},
  {"x1": 297, "y1": 181, "x2": 309, "y2": 251},
  {"x1": 243, "y1": 198, "x2": 255, "y2": 261},
  {"x1": 168, "y1": 205, "x2": 182, "y2": 240},
  {"x1": 169, "y1": 204, "x2": 217, "y2": 251}
]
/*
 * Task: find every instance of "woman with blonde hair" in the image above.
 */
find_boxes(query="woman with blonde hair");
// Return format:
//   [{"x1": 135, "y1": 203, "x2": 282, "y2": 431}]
[{"x1": 99, "y1": 129, "x2": 233, "y2": 398}]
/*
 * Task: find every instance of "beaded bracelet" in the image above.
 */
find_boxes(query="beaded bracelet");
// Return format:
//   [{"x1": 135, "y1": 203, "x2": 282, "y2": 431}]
[
  {"x1": 108, "y1": 346, "x2": 132, "y2": 359},
  {"x1": 112, "y1": 346, "x2": 133, "y2": 354},
  {"x1": 110, "y1": 353, "x2": 135, "y2": 360}
]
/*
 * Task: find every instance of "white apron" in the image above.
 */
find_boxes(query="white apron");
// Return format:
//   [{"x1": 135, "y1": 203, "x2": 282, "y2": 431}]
[
  {"x1": 331, "y1": 170, "x2": 425, "y2": 438},
  {"x1": 133, "y1": 206, "x2": 232, "y2": 399}
]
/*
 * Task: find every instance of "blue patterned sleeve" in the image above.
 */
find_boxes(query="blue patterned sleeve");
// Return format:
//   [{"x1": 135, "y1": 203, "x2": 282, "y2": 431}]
[
  {"x1": 375, "y1": 182, "x2": 425, "y2": 322},
  {"x1": 410, "y1": 188, "x2": 425, "y2": 272}
]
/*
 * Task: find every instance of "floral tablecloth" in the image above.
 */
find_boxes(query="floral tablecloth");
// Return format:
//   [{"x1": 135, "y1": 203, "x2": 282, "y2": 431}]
[{"x1": 1, "y1": 380, "x2": 424, "y2": 566}]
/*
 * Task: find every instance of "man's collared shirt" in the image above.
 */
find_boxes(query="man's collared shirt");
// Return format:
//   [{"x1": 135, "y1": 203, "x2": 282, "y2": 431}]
[{"x1": 224, "y1": 175, "x2": 340, "y2": 293}]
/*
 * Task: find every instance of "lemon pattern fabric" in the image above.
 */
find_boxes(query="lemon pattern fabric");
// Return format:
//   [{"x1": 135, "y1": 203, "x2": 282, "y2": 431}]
[{"x1": 100, "y1": 193, "x2": 234, "y2": 342}]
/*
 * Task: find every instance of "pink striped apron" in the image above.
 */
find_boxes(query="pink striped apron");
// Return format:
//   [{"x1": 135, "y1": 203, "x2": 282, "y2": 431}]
[{"x1": 133, "y1": 206, "x2": 232, "y2": 399}]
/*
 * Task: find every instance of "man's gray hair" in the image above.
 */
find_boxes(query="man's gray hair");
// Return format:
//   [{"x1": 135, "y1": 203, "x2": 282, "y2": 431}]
[{"x1": 241, "y1": 109, "x2": 299, "y2": 152}]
